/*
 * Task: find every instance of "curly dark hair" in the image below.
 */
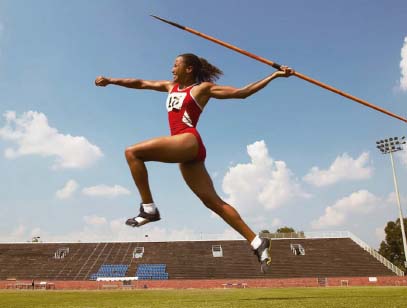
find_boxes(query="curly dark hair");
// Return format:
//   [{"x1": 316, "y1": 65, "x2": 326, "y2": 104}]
[{"x1": 178, "y1": 53, "x2": 223, "y2": 83}]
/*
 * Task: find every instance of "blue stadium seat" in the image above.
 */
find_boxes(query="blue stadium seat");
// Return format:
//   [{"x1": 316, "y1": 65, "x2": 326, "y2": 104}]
[
  {"x1": 135, "y1": 263, "x2": 168, "y2": 280},
  {"x1": 89, "y1": 264, "x2": 129, "y2": 280}
]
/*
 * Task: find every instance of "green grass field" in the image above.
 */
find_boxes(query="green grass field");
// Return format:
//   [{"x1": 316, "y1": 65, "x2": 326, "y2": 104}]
[{"x1": 0, "y1": 287, "x2": 406, "y2": 308}]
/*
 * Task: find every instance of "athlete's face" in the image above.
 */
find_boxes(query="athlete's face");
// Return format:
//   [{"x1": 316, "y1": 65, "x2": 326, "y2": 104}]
[{"x1": 172, "y1": 57, "x2": 192, "y2": 82}]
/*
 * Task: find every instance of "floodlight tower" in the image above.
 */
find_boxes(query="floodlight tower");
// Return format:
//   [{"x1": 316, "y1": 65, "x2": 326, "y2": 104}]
[{"x1": 376, "y1": 136, "x2": 407, "y2": 267}]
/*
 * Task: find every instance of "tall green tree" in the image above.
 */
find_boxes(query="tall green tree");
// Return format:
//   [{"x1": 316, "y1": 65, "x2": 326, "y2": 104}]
[
  {"x1": 276, "y1": 227, "x2": 295, "y2": 233},
  {"x1": 275, "y1": 227, "x2": 305, "y2": 238},
  {"x1": 260, "y1": 227, "x2": 304, "y2": 238},
  {"x1": 379, "y1": 218, "x2": 407, "y2": 272}
]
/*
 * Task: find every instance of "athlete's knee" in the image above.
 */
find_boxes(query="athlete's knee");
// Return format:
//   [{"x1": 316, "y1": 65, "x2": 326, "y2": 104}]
[
  {"x1": 124, "y1": 147, "x2": 134, "y2": 162},
  {"x1": 125, "y1": 145, "x2": 144, "y2": 161},
  {"x1": 201, "y1": 195, "x2": 224, "y2": 213}
]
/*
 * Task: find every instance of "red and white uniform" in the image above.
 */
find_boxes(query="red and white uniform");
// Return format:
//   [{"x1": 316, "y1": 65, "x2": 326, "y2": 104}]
[{"x1": 166, "y1": 84, "x2": 206, "y2": 161}]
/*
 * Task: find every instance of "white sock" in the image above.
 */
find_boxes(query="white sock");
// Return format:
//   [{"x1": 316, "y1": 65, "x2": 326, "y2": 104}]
[
  {"x1": 142, "y1": 202, "x2": 157, "y2": 214},
  {"x1": 251, "y1": 235, "x2": 262, "y2": 250}
]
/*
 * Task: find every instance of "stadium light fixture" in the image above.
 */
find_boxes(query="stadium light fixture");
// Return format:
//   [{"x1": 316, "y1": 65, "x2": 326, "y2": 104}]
[
  {"x1": 31, "y1": 236, "x2": 41, "y2": 243},
  {"x1": 376, "y1": 136, "x2": 407, "y2": 267}
]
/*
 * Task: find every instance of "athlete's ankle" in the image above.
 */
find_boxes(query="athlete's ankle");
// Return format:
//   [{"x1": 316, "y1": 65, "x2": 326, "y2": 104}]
[
  {"x1": 250, "y1": 235, "x2": 262, "y2": 250},
  {"x1": 142, "y1": 202, "x2": 157, "y2": 214}
]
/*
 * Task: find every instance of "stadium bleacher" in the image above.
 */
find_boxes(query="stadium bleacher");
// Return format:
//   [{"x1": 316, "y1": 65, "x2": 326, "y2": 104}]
[{"x1": 0, "y1": 236, "x2": 400, "y2": 281}]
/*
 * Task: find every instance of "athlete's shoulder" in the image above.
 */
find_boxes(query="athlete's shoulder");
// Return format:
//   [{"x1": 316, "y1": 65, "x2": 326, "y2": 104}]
[
  {"x1": 167, "y1": 82, "x2": 177, "y2": 92},
  {"x1": 195, "y1": 81, "x2": 215, "y2": 93},
  {"x1": 198, "y1": 81, "x2": 215, "y2": 87}
]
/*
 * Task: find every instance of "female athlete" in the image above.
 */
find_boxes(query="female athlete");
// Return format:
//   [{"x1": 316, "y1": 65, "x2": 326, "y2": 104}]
[{"x1": 95, "y1": 53, "x2": 294, "y2": 272}]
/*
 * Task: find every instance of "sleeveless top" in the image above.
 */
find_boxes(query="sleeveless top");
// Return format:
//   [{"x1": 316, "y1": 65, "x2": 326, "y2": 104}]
[{"x1": 166, "y1": 83, "x2": 202, "y2": 135}]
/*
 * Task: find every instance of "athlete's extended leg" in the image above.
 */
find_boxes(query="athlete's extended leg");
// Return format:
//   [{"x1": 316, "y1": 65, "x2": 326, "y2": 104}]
[
  {"x1": 179, "y1": 161, "x2": 255, "y2": 242},
  {"x1": 124, "y1": 133, "x2": 199, "y2": 226},
  {"x1": 179, "y1": 161, "x2": 272, "y2": 272}
]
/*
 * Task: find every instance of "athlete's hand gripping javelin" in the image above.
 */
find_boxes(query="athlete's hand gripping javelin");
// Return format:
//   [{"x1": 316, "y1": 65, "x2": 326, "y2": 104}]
[{"x1": 274, "y1": 65, "x2": 295, "y2": 78}]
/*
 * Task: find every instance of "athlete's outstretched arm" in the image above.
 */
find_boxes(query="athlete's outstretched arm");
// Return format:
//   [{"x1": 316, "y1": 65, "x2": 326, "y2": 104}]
[
  {"x1": 95, "y1": 76, "x2": 173, "y2": 92},
  {"x1": 204, "y1": 66, "x2": 294, "y2": 99}
]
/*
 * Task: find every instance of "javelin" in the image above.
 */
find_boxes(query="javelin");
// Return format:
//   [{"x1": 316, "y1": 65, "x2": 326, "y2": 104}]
[{"x1": 151, "y1": 15, "x2": 406, "y2": 124}]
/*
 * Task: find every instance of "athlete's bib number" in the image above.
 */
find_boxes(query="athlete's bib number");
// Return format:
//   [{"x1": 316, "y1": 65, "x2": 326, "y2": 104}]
[{"x1": 166, "y1": 93, "x2": 187, "y2": 111}]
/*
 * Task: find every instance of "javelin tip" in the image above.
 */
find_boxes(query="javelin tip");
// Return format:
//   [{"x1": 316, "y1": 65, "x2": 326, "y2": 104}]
[{"x1": 150, "y1": 14, "x2": 186, "y2": 30}]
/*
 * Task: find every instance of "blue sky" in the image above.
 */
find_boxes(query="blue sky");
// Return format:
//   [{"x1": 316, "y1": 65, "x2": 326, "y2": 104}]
[{"x1": 0, "y1": 0, "x2": 406, "y2": 248}]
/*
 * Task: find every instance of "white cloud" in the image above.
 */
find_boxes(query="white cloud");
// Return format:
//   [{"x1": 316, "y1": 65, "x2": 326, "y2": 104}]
[
  {"x1": 0, "y1": 224, "x2": 30, "y2": 242},
  {"x1": 84, "y1": 215, "x2": 107, "y2": 226},
  {"x1": 222, "y1": 140, "x2": 310, "y2": 214},
  {"x1": 312, "y1": 190, "x2": 381, "y2": 229},
  {"x1": 82, "y1": 184, "x2": 131, "y2": 198},
  {"x1": 303, "y1": 152, "x2": 373, "y2": 187},
  {"x1": 0, "y1": 111, "x2": 103, "y2": 169},
  {"x1": 56, "y1": 180, "x2": 78, "y2": 199},
  {"x1": 400, "y1": 37, "x2": 407, "y2": 91},
  {"x1": 56, "y1": 181, "x2": 132, "y2": 200}
]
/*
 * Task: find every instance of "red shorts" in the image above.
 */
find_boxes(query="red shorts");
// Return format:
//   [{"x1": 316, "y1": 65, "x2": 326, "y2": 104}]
[{"x1": 173, "y1": 127, "x2": 206, "y2": 162}]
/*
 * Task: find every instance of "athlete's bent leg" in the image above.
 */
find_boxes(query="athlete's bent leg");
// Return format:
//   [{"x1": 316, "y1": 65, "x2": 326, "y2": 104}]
[
  {"x1": 179, "y1": 161, "x2": 256, "y2": 242},
  {"x1": 125, "y1": 133, "x2": 199, "y2": 203}
]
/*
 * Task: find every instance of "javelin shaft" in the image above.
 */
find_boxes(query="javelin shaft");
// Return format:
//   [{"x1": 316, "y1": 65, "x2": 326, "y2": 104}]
[{"x1": 151, "y1": 15, "x2": 407, "y2": 123}]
